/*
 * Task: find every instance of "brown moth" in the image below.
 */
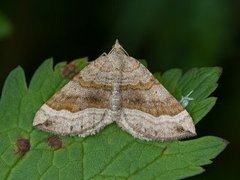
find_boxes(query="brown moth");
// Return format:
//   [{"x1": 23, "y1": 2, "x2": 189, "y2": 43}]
[{"x1": 33, "y1": 40, "x2": 196, "y2": 141}]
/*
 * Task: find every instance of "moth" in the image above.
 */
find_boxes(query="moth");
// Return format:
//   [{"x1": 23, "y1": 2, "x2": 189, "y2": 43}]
[{"x1": 33, "y1": 40, "x2": 196, "y2": 141}]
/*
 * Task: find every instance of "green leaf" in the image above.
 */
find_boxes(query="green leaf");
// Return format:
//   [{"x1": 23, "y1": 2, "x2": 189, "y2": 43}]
[
  {"x1": 159, "y1": 68, "x2": 183, "y2": 95},
  {"x1": 0, "y1": 59, "x2": 226, "y2": 179}
]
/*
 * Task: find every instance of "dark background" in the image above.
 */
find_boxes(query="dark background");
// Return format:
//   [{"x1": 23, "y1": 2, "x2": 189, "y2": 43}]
[{"x1": 0, "y1": 0, "x2": 239, "y2": 179}]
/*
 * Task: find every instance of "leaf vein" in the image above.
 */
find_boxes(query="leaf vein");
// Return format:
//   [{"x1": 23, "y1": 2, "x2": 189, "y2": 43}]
[
  {"x1": 129, "y1": 145, "x2": 167, "y2": 178},
  {"x1": 89, "y1": 140, "x2": 135, "y2": 179}
]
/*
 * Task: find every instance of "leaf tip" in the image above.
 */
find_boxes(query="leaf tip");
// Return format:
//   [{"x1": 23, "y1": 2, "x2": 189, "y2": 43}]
[
  {"x1": 222, "y1": 138, "x2": 230, "y2": 147},
  {"x1": 215, "y1": 66, "x2": 223, "y2": 74},
  {"x1": 211, "y1": 97, "x2": 218, "y2": 102},
  {"x1": 11, "y1": 66, "x2": 25, "y2": 75},
  {"x1": 45, "y1": 58, "x2": 54, "y2": 67},
  {"x1": 209, "y1": 136, "x2": 229, "y2": 152}
]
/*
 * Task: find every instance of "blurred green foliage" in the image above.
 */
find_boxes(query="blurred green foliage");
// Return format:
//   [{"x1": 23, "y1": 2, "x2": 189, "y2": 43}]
[
  {"x1": 0, "y1": 11, "x2": 12, "y2": 40},
  {"x1": 0, "y1": 0, "x2": 231, "y2": 71},
  {"x1": 114, "y1": 0, "x2": 230, "y2": 70}
]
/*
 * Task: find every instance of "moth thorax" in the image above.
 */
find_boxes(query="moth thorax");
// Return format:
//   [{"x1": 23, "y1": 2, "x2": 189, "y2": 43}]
[
  {"x1": 110, "y1": 90, "x2": 121, "y2": 111},
  {"x1": 110, "y1": 82, "x2": 121, "y2": 111}
]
